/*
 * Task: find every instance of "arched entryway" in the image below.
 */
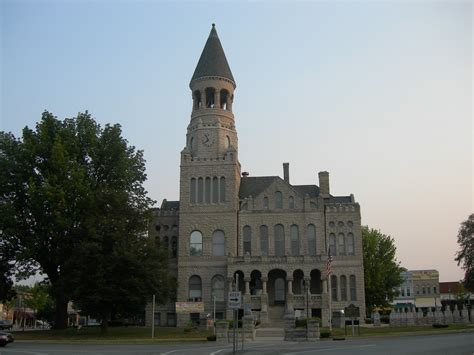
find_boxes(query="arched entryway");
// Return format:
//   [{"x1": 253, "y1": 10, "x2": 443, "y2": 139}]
[
  {"x1": 293, "y1": 269, "x2": 305, "y2": 294},
  {"x1": 250, "y1": 270, "x2": 262, "y2": 295},
  {"x1": 310, "y1": 269, "x2": 322, "y2": 294},
  {"x1": 268, "y1": 269, "x2": 287, "y2": 305}
]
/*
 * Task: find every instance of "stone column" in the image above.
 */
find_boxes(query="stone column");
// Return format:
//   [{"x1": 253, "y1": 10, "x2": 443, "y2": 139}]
[
  {"x1": 245, "y1": 277, "x2": 251, "y2": 295},
  {"x1": 215, "y1": 90, "x2": 221, "y2": 109},
  {"x1": 215, "y1": 321, "x2": 229, "y2": 343},
  {"x1": 283, "y1": 311, "x2": 296, "y2": 341},
  {"x1": 242, "y1": 314, "x2": 255, "y2": 341},
  {"x1": 262, "y1": 277, "x2": 268, "y2": 295},
  {"x1": 322, "y1": 279, "x2": 328, "y2": 294},
  {"x1": 287, "y1": 278, "x2": 293, "y2": 295},
  {"x1": 306, "y1": 319, "x2": 320, "y2": 341}
]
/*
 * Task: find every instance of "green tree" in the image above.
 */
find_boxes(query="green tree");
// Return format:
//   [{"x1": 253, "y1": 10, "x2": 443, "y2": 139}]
[
  {"x1": 362, "y1": 226, "x2": 405, "y2": 313},
  {"x1": 24, "y1": 283, "x2": 54, "y2": 326},
  {"x1": 0, "y1": 111, "x2": 169, "y2": 330},
  {"x1": 455, "y1": 214, "x2": 474, "y2": 292}
]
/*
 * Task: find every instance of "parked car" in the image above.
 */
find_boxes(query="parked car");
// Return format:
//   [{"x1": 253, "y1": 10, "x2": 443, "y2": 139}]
[
  {"x1": 0, "y1": 320, "x2": 12, "y2": 330},
  {"x1": 0, "y1": 331, "x2": 14, "y2": 347}
]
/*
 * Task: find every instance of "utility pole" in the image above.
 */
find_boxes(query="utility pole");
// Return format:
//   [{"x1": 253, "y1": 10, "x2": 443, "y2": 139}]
[{"x1": 151, "y1": 294, "x2": 155, "y2": 339}]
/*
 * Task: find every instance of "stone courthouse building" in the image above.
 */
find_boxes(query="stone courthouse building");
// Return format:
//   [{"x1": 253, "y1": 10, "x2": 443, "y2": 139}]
[{"x1": 147, "y1": 25, "x2": 366, "y2": 328}]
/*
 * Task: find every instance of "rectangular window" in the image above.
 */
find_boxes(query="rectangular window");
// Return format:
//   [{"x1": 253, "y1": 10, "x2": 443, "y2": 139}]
[
  {"x1": 190, "y1": 313, "x2": 200, "y2": 326},
  {"x1": 167, "y1": 313, "x2": 177, "y2": 327},
  {"x1": 433, "y1": 286, "x2": 437, "y2": 294},
  {"x1": 154, "y1": 312, "x2": 160, "y2": 326},
  {"x1": 407, "y1": 288, "x2": 410, "y2": 297}
]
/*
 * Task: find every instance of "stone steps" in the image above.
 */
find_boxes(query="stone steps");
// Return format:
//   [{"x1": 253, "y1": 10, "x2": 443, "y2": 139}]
[{"x1": 255, "y1": 327, "x2": 285, "y2": 338}]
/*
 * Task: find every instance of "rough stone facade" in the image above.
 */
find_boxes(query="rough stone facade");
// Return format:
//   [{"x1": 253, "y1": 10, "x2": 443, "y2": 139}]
[{"x1": 146, "y1": 25, "x2": 366, "y2": 328}]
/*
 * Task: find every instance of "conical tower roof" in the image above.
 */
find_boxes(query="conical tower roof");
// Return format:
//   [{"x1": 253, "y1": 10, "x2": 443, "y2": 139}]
[{"x1": 191, "y1": 24, "x2": 235, "y2": 86}]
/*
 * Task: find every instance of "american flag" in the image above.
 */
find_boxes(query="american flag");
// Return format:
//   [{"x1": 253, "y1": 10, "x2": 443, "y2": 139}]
[{"x1": 325, "y1": 250, "x2": 333, "y2": 277}]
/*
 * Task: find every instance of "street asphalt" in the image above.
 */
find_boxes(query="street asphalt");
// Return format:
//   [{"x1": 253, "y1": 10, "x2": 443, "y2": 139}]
[{"x1": 0, "y1": 331, "x2": 473, "y2": 355}]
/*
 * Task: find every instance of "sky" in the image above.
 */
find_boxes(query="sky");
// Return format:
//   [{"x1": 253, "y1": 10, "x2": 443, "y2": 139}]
[{"x1": 1, "y1": 0, "x2": 472, "y2": 283}]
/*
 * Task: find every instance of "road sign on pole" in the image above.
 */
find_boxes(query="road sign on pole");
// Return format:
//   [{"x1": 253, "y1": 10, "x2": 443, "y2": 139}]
[{"x1": 228, "y1": 291, "x2": 241, "y2": 309}]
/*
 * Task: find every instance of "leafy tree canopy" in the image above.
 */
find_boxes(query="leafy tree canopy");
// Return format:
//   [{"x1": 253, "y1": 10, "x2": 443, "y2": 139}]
[
  {"x1": 362, "y1": 226, "x2": 405, "y2": 312},
  {"x1": 455, "y1": 214, "x2": 474, "y2": 292},
  {"x1": 0, "y1": 111, "x2": 169, "y2": 330}
]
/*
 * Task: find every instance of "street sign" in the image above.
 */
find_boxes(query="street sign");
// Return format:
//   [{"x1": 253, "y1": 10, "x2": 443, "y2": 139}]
[{"x1": 228, "y1": 291, "x2": 241, "y2": 309}]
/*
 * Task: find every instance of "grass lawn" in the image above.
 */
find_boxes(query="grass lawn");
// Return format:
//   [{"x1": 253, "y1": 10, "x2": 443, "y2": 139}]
[
  {"x1": 11, "y1": 326, "x2": 213, "y2": 343},
  {"x1": 320, "y1": 324, "x2": 474, "y2": 338}
]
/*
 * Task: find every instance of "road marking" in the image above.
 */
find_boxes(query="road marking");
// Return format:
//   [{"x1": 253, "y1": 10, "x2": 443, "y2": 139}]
[
  {"x1": 284, "y1": 344, "x2": 376, "y2": 354},
  {"x1": 0, "y1": 351, "x2": 48, "y2": 355},
  {"x1": 209, "y1": 345, "x2": 233, "y2": 355}
]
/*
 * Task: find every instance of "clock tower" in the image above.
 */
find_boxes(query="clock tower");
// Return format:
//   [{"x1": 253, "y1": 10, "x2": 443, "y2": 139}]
[{"x1": 176, "y1": 24, "x2": 240, "y2": 324}]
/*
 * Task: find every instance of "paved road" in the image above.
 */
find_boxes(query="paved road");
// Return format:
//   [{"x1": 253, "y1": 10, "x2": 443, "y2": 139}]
[{"x1": 1, "y1": 332, "x2": 473, "y2": 355}]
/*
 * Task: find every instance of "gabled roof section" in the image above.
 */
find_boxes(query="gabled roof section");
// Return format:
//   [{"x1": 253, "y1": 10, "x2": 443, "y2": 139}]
[
  {"x1": 191, "y1": 24, "x2": 235, "y2": 85},
  {"x1": 239, "y1": 176, "x2": 278, "y2": 199},
  {"x1": 293, "y1": 185, "x2": 320, "y2": 198},
  {"x1": 161, "y1": 200, "x2": 180, "y2": 211}
]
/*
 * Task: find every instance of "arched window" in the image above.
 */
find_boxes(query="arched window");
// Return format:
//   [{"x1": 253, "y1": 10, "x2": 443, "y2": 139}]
[
  {"x1": 211, "y1": 275, "x2": 225, "y2": 301},
  {"x1": 226, "y1": 135, "x2": 231, "y2": 148},
  {"x1": 329, "y1": 233, "x2": 337, "y2": 256},
  {"x1": 219, "y1": 177, "x2": 226, "y2": 202},
  {"x1": 190, "y1": 178, "x2": 196, "y2": 203},
  {"x1": 331, "y1": 275, "x2": 338, "y2": 301},
  {"x1": 197, "y1": 177, "x2": 204, "y2": 203},
  {"x1": 171, "y1": 236, "x2": 177, "y2": 258},
  {"x1": 212, "y1": 177, "x2": 218, "y2": 203},
  {"x1": 290, "y1": 224, "x2": 299, "y2": 256},
  {"x1": 275, "y1": 191, "x2": 283, "y2": 209},
  {"x1": 307, "y1": 224, "x2": 316, "y2": 256},
  {"x1": 260, "y1": 225, "x2": 269, "y2": 256},
  {"x1": 274, "y1": 224, "x2": 285, "y2": 256},
  {"x1": 205, "y1": 87, "x2": 216, "y2": 108},
  {"x1": 205, "y1": 177, "x2": 211, "y2": 203},
  {"x1": 263, "y1": 196, "x2": 269, "y2": 209},
  {"x1": 243, "y1": 225, "x2": 252, "y2": 255},
  {"x1": 190, "y1": 136, "x2": 194, "y2": 150},
  {"x1": 220, "y1": 89, "x2": 229, "y2": 110},
  {"x1": 163, "y1": 236, "x2": 169, "y2": 251},
  {"x1": 340, "y1": 275, "x2": 347, "y2": 301},
  {"x1": 347, "y1": 233, "x2": 355, "y2": 255},
  {"x1": 188, "y1": 275, "x2": 202, "y2": 301},
  {"x1": 338, "y1": 233, "x2": 346, "y2": 255},
  {"x1": 190, "y1": 231, "x2": 203, "y2": 256},
  {"x1": 212, "y1": 230, "x2": 225, "y2": 256},
  {"x1": 289, "y1": 196, "x2": 295, "y2": 209},
  {"x1": 350, "y1": 275, "x2": 357, "y2": 301},
  {"x1": 193, "y1": 90, "x2": 202, "y2": 109}
]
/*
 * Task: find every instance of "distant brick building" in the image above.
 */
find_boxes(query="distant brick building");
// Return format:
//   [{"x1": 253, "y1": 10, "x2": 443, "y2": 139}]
[{"x1": 147, "y1": 25, "x2": 366, "y2": 328}]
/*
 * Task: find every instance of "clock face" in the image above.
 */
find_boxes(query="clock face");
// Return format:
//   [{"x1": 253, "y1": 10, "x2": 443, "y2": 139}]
[{"x1": 201, "y1": 132, "x2": 215, "y2": 147}]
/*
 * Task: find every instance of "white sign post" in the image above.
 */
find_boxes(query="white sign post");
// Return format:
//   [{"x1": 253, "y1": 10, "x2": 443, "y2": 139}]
[{"x1": 228, "y1": 291, "x2": 241, "y2": 309}]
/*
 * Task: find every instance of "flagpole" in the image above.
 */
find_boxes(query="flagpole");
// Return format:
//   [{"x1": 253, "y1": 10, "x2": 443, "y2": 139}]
[{"x1": 328, "y1": 274, "x2": 332, "y2": 331}]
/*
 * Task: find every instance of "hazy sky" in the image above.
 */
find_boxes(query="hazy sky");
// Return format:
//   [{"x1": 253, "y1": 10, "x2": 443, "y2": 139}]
[{"x1": 1, "y1": 0, "x2": 472, "y2": 282}]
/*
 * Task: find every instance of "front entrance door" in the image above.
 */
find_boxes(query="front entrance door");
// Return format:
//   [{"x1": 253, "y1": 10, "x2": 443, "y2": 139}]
[{"x1": 275, "y1": 277, "x2": 286, "y2": 304}]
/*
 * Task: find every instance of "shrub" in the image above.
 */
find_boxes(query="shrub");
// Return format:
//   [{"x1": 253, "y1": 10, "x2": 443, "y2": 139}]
[
  {"x1": 295, "y1": 319, "x2": 307, "y2": 328},
  {"x1": 365, "y1": 318, "x2": 373, "y2": 324},
  {"x1": 228, "y1": 320, "x2": 242, "y2": 328},
  {"x1": 380, "y1": 316, "x2": 390, "y2": 324},
  {"x1": 320, "y1": 331, "x2": 331, "y2": 338},
  {"x1": 255, "y1": 320, "x2": 261, "y2": 328},
  {"x1": 432, "y1": 324, "x2": 449, "y2": 328},
  {"x1": 309, "y1": 317, "x2": 322, "y2": 326},
  {"x1": 207, "y1": 335, "x2": 216, "y2": 341}
]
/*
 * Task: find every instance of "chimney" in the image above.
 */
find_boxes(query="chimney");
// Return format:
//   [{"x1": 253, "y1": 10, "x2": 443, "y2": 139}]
[
  {"x1": 242, "y1": 172, "x2": 249, "y2": 178},
  {"x1": 318, "y1": 171, "x2": 330, "y2": 197},
  {"x1": 283, "y1": 163, "x2": 289, "y2": 183}
]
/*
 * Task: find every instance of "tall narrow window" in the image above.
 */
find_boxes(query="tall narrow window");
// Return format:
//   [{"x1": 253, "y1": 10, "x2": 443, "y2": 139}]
[
  {"x1": 274, "y1": 224, "x2": 285, "y2": 256},
  {"x1": 349, "y1": 275, "x2": 357, "y2": 301},
  {"x1": 329, "y1": 233, "x2": 337, "y2": 256},
  {"x1": 243, "y1": 225, "x2": 252, "y2": 255},
  {"x1": 338, "y1": 233, "x2": 346, "y2": 255},
  {"x1": 275, "y1": 191, "x2": 283, "y2": 209},
  {"x1": 331, "y1": 275, "x2": 338, "y2": 301},
  {"x1": 171, "y1": 236, "x2": 177, "y2": 258},
  {"x1": 307, "y1": 224, "x2": 316, "y2": 256},
  {"x1": 211, "y1": 275, "x2": 225, "y2": 301},
  {"x1": 340, "y1": 275, "x2": 347, "y2": 301},
  {"x1": 289, "y1": 196, "x2": 295, "y2": 209},
  {"x1": 197, "y1": 177, "x2": 204, "y2": 204},
  {"x1": 263, "y1": 197, "x2": 269, "y2": 209},
  {"x1": 205, "y1": 87, "x2": 216, "y2": 108},
  {"x1": 219, "y1": 177, "x2": 226, "y2": 203},
  {"x1": 190, "y1": 231, "x2": 203, "y2": 256},
  {"x1": 189, "y1": 275, "x2": 202, "y2": 301},
  {"x1": 193, "y1": 90, "x2": 202, "y2": 109},
  {"x1": 190, "y1": 178, "x2": 196, "y2": 204},
  {"x1": 290, "y1": 224, "x2": 299, "y2": 256},
  {"x1": 205, "y1": 177, "x2": 211, "y2": 204},
  {"x1": 212, "y1": 177, "x2": 218, "y2": 203},
  {"x1": 260, "y1": 225, "x2": 269, "y2": 256},
  {"x1": 220, "y1": 89, "x2": 229, "y2": 110},
  {"x1": 347, "y1": 233, "x2": 354, "y2": 255},
  {"x1": 212, "y1": 230, "x2": 225, "y2": 256}
]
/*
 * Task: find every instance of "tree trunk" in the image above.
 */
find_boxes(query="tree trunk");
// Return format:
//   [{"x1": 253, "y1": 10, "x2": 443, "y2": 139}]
[
  {"x1": 53, "y1": 297, "x2": 69, "y2": 329},
  {"x1": 100, "y1": 309, "x2": 110, "y2": 335}
]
